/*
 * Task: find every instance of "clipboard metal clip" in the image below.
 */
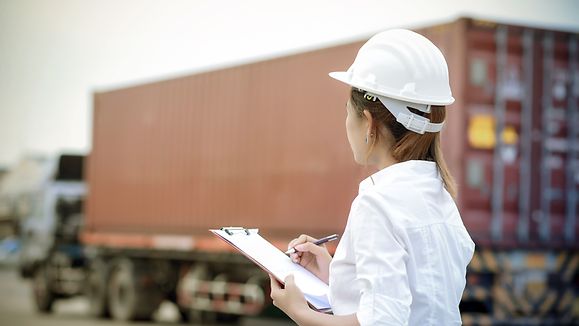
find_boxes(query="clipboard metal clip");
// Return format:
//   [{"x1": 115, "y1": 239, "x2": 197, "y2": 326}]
[{"x1": 221, "y1": 226, "x2": 251, "y2": 236}]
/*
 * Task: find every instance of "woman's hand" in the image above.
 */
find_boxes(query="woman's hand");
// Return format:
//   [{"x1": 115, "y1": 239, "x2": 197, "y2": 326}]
[
  {"x1": 288, "y1": 234, "x2": 333, "y2": 284},
  {"x1": 269, "y1": 274, "x2": 309, "y2": 321},
  {"x1": 270, "y1": 275, "x2": 360, "y2": 326}
]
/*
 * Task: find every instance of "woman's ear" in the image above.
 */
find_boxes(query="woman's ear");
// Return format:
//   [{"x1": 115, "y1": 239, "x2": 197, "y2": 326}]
[{"x1": 363, "y1": 109, "x2": 373, "y2": 132}]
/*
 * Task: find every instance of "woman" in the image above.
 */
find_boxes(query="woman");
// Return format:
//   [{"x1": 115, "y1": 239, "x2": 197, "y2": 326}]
[{"x1": 269, "y1": 29, "x2": 476, "y2": 325}]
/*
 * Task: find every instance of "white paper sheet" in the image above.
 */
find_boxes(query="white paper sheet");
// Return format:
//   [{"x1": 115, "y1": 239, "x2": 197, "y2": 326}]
[{"x1": 210, "y1": 228, "x2": 331, "y2": 311}]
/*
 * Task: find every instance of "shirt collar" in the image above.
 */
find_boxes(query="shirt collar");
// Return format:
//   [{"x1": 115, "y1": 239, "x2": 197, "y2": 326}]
[{"x1": 358, "y1": 160, "x2": 438, "y2": 193}]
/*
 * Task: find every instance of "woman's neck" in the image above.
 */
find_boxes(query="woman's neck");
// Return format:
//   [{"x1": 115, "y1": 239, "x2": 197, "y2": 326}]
[{"x1": 377, "y1": 157, "x2": 397, "y2": 170}]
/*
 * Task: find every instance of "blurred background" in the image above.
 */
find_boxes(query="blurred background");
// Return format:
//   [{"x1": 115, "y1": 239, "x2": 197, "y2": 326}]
[{"x1": 0, "y1": 0, "x2": 578, "y2": 325}]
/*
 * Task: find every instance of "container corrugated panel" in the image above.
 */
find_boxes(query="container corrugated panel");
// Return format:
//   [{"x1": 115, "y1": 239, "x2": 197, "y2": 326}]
[
  {"x1": 419, "y1": 19, "x2": 578, "y2": 248},
  {"x1": 86, "y1": 42, "x2": 370, "y2": 238}
]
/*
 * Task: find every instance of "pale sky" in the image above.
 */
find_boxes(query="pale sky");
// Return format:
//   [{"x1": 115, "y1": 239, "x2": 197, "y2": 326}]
[{"x1": 1, "y1": 0, "x2": 578, "y2": 167}]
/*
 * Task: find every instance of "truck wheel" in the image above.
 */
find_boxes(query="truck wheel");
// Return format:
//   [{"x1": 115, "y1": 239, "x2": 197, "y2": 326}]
[
  {"x1": 87, "y1": 258, "x2": 110, "y2": 318},
  {"x1": 107, "y1": 258, "x2": 163, "y2": 321},
  {"x1": 32, "y1": 263, "x2": 55, "y2": 313}
]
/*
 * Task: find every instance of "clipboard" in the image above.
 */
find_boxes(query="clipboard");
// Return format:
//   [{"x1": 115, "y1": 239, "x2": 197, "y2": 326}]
[{"x1": 210, "y1": 227, "x2": 331, "y2": 313}]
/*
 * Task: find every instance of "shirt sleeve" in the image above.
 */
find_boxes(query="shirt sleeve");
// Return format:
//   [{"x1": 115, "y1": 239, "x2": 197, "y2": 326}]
[{"x1": 349, "y1": 194, "x2": 412, "y2": 326}]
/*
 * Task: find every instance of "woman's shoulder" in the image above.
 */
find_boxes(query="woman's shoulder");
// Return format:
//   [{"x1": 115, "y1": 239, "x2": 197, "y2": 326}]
[
  {"x1": 356, "y1": 179, "x2": 425, "y2": 208},
  {"x1": 349, "y1": 187, "x2": 412, "y2": 228},
  {"x1": 352, "y1": 177, "x2": 448, "y2": 228}
]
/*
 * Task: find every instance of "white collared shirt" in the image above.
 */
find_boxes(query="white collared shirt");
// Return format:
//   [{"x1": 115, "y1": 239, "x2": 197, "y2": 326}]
[{"x1": 328, "y1": 160, "x2": 475, "y2": 326}]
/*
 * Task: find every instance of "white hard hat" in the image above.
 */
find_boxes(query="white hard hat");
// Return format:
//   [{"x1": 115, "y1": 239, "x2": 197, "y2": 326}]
[{"x1": 329, "y1": 29, "x2": 454, "y2": 134}]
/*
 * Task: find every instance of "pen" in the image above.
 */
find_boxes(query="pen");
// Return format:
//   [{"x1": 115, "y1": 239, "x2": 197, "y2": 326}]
[{"x1": 285, "y1": 234, "x2": 339, "y2": 255}]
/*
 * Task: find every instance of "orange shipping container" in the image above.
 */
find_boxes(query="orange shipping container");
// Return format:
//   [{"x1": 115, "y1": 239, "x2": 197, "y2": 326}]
[{"x1": 85, "y1": 42, "x2": 369, "y2": 242}]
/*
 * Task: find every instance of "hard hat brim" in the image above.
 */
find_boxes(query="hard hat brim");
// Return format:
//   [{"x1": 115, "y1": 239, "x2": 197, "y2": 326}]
[{"x1": 328, "y1": 71, "x2": 455, "y2": 106}]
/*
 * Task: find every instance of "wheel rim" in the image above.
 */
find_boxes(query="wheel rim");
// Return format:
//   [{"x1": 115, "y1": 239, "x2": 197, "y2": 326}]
[{"x1": 109, "y1": 263, "x2": 135, "y2": 320}]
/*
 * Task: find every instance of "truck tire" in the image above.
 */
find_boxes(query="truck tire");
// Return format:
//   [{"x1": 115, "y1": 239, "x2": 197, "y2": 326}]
[
  {"x1": 87, "y1": 258, "x2": 110, "y2": 318},
  {"x1": 32, "y1": 263, "x2": 55, "y2": 313},
  {"x1": 107, "y1": 258, "x2": 163, "y2": 321}
]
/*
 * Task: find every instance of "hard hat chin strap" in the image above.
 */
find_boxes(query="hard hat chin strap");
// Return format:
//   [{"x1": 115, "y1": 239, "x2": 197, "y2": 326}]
[{"x1": 376, "y1": 95, "x2": 444, "y2": 134}]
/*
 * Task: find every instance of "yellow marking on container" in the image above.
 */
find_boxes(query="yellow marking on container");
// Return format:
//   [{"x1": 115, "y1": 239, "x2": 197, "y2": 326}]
[
  {"x1": 526, "y1": 253, "x2": 547, "y2": 269},
  {"x1": 526, "y1": 282, "x2": 546, "y2": 300},
  {"x1": 468, "y1": 115, "x2": 495, "y2": 149},
  {"x1": 468, "y1": 115, "x2": 519, "y2": 149},
  {"x1": 563, "y1": 255, "x2": 578, "y2": 282},
  {"x1": 468, "y1": 252, "x2": 482, "y2": 271},
  {"x1": 538, "y1": 290, "x2": 557, "y2": 316},
  {"x1": 557, "y1": 290, "x2": 573, "y2": 313},
  {"x1": 474, "y1": 286, "x2": 489, "y2": 300},
  {"x1": 502, "y1": 126, "x2": 518, "y2": 145},
  {"x1": 461, "y1": 313, "x2": 473, "y2": 326},
  {"x1": 556, "y1": 252, "x2": 567, "y2": 269},
  {"x1": 493, "y1": 286, "x2": 516, "y2": 316},
  {"x1": 482, "y1": 250, "x2": 498, "y2": 272}
]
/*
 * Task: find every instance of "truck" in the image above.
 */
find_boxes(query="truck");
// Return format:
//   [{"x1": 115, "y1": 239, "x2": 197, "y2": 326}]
[
  {"x1": 27, "y1": 17, "x2": 578, "y2": 325},
  {"x1": 14, "y1": 154, "x2": 86, "y2": 312}
]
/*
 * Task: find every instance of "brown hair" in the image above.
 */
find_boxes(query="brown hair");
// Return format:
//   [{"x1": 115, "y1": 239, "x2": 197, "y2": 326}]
[{"x1": 350, "y1": 88, "x2": 457, "y2": 199}]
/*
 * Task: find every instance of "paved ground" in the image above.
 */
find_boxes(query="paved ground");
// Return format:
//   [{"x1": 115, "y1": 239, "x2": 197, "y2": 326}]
[{"x1": 0, "y1": 265, "x2": 294, "y2": 326}]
